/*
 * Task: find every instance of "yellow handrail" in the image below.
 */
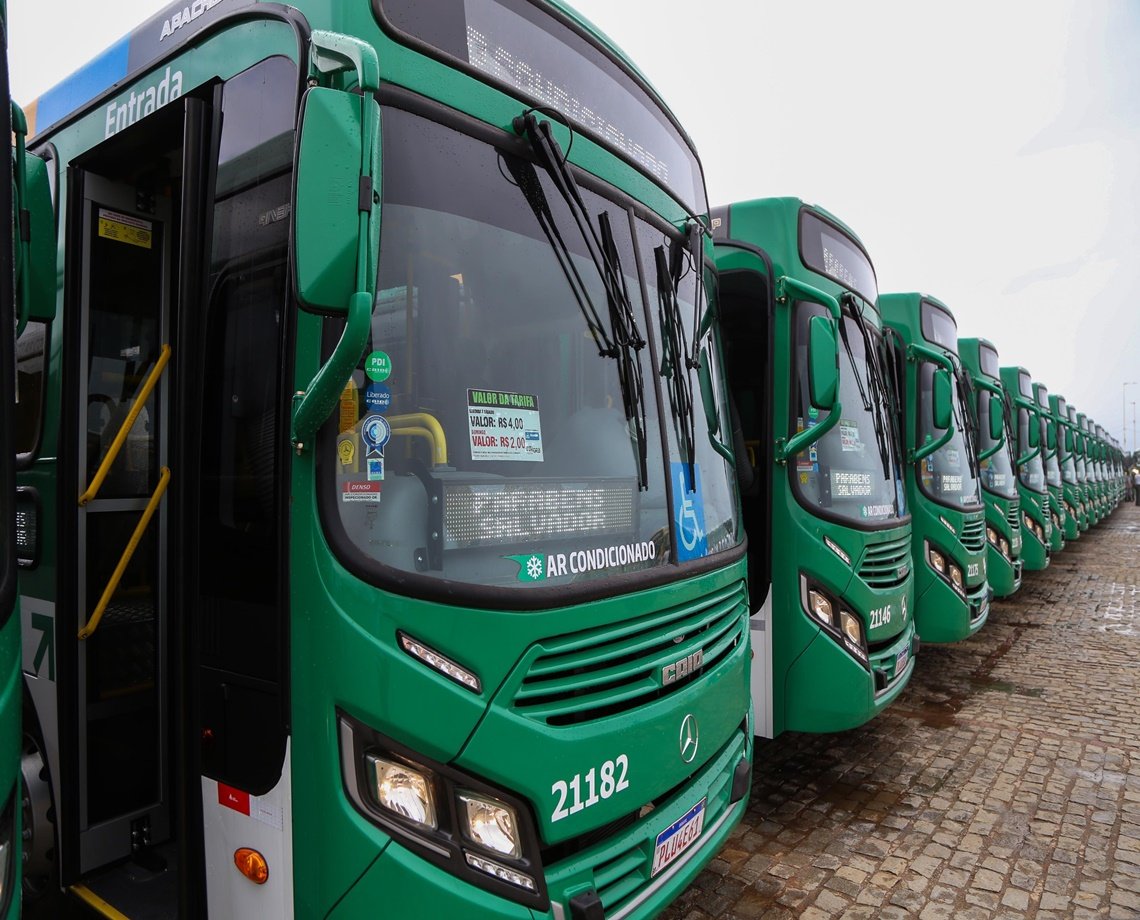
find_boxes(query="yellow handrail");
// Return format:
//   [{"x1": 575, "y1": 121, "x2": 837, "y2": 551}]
[
  {"x1": 79, "y1": 344, "x2": 171, "y2": 506},
  {"x1": 387, "y1": 412, "x2": 448, "y2": 466},
  {"x1": 78, "y1": 466, "x2": 170, "y2": 641}
]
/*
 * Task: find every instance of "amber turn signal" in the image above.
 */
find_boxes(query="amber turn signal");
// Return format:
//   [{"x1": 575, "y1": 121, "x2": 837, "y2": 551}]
[{"x1": 234, "y1": 847, "x2": 269, "y2": 885}]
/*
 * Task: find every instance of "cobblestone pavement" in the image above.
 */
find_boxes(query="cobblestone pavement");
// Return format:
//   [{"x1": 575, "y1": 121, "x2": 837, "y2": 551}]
[{"x1": 664, "y1": 503, "x2": 1140, "y2": 920}]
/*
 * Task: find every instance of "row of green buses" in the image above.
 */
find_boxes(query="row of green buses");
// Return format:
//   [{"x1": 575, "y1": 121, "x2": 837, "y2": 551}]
[{"x1": 4, "y1": 0, "x2": 1127, "y2": 917}]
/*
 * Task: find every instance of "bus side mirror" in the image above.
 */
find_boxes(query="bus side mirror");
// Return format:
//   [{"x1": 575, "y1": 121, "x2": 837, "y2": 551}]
[
  {"x1": 292, "y1": 86, "x2": 380, "y2": 312},
  {"x1": 807, "y1": 315, "x2": 838, "y2": 410},
  {"x1": 1027, "y1": 414, "x2": 1040, "y2": 448},
  {"x1": 932, "y1": 368, "x2": 952, "y2": 430},
  {"x1": 1065, "y1": 427, "x2": 1073, "y2": 452},
  {"x1": 989, "y1": 395, "x2": 1003, "y2": 442},
  {"x1": 20, "y1": 153, "x2": 57, "y2": 322},
  {"x1": 1046, "y1": 421, "x2": 1056, "y2": 451}
]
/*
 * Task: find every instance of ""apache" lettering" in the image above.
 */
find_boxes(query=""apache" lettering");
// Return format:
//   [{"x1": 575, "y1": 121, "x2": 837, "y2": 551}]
[{"x1": 160, "y1": 0, "x2": 227, "y2": 41}]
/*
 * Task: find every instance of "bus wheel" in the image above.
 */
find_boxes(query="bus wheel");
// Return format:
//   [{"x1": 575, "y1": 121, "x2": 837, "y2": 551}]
[{"x1": 21, "y1": 726, "x2": 55, "y2": 901}]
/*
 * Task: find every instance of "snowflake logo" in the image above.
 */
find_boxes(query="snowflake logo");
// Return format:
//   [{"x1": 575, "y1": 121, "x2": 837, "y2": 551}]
[{"x1": 526, "y1": 555, "x2": 544, "y2": 580}]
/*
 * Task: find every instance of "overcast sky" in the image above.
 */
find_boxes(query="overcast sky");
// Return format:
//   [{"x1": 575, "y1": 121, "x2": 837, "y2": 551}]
[{"x1": 12, "y1": 1, "x2": 1140, "y2": 451}]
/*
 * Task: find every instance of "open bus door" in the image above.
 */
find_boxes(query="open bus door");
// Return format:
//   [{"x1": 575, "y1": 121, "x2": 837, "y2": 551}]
[{"x1": 37, "y1": 54, "x2": 298, "y2": 917}]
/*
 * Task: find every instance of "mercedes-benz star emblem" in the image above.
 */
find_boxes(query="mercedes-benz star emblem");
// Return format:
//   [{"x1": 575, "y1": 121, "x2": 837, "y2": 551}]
[{"x1": 679, "y1": 714, "x2": 699, "y2": 764}]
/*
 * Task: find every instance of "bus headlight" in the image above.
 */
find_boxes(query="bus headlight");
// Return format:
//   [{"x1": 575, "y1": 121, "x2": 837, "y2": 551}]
[
  {"x1": 838, "y1": 610, "x2": 863, "y2": 646},
  {"x1": 986, "y1": 526, "x2": 998, "y2": 546},
  {"x1": 459, "y1": 792, "x2": 522, "y2": 859},
  {"x1": 949, "y1": 565, "x2": 964, "y2": 592},
  {"x1": 368, "y1": 755, "x2": 438, "y2": 830},
  {"x1": 999, "y1": 537, "x2": 1010, "y2": 558},
  {"x1": 928, "y1": 547, "x2": 947, "y2": 575},
  {"x1": 808, "y1": 590, "x2": 835, "y2": 627}
]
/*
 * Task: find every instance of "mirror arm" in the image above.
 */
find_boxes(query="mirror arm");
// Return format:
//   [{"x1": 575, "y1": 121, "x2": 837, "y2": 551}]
[
  {"x1": 776, "y1": 276, "x2": 840, "y2": 320},
  {"x1": 291, "y1": 290, "x2": 373, "y2": 451},
  {"x1": 309, "y1": 30, "x2": 380, "y2": 92},
  {"x1": 777, "y1": 401, "x2": 843, "y2": 463},
  {"x1": 906, "y1": 340, "x2": 954, "y2": 372},
  {"x1": 973, "y1": 377, "x2": 1006, "y2": 458}
]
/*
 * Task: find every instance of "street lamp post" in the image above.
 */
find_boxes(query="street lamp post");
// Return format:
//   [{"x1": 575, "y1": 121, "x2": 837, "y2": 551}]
[{"x1": 1125, "y1": 382, "x2": 1138, "y2": 452}]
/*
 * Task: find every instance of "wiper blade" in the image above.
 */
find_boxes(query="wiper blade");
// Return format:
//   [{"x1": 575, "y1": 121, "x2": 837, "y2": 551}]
[
  {"x1": 840, "y1": 292, "x2": 893, "y2": 481},
  {"x1": 655, "y1": 240, "x2": 696, "y2": 485},
  {"x1": 512, "y1": 110, "x2": 649, "y2": 489}
]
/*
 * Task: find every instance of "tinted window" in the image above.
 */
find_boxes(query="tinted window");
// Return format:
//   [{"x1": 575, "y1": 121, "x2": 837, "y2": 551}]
[
  {"x1": 979, "y1": 344, "x2": 999, "y2": 379},
  {"x1": 377, "y1": 0, "x2": 706, "y2": 214},
  {"x1": 917, "y1": 362, "x2": 980, "y2": 508},
  {"x1": 920, "y1": 301, "x2": 957, "y2": 353},
  {"x1": 15, "y1": 321, "x2": 47, "y2": 457},
  {"x1": 799, "y1": 211, "x2": 877, "y2": 302},
  {"x1": 1018, "y1": 370, "x2": 1032, "y2": 398},
  {"x1": 977, "y1": 389, "x2": 1016, "y2": 499}
]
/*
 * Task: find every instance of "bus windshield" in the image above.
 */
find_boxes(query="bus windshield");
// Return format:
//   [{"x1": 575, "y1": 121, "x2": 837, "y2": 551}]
[
  {"x1": 791, "y1": 306, "x2": 904, "y2": 526},
  {"x1": 1044, "y1": 420, "x2": 1062, "y2": 488},
  {"x1": 976, "y1": 389, "x2": 1017, "y2": 499},
  {"x1": 917, "y1": 362, "x2": 981, "y2": 508},
  {"x1": 376, "y1": 0, "x2": 707, "y2": 215},
  {"x1": 1017, "y1": 408, "x2": 1046, "y2": 492},
  {"x1": 323, "y1": 106, "x2": 738, "y2": 594},
  {"x1": 1060, "y1": 440, "x2": 1077, "y2": 485}
]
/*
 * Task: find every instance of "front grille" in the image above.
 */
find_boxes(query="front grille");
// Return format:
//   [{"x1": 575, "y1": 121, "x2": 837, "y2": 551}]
[
  {"x1": 1005, "y1": 501, "x2": 1020, "y2": 530},
  {"x1": 512, "y1": 582, "x2": 747, "y2": 726},
  {"x1": 857, "y1": 534, "x2": 910, "y2": 588},
  {"x1": 960, "y1": 517, "x2": 986, "y2": 553}
]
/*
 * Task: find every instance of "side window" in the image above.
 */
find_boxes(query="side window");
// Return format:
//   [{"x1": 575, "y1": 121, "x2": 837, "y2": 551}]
[{"x1": 15, "y1": 320, "x2": 47, "y2": 458}]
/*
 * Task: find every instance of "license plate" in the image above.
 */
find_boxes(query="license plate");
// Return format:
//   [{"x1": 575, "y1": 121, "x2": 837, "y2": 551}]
[
  {"x1": 651, "y1": 798, "x2": 706, "y2": 877},
  {"x1": 895, "y1": 646, "x2": 910, "y2": 676}
]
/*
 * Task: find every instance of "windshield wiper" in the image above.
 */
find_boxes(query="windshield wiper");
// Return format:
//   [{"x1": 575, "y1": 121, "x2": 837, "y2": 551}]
[
  {"x1": 655, "y1": 238, "x2": 697, "y2": 485},
  {"x1": 511, "y1": 110, "x2": 649, "y2": 489},
  {"x1": 839, "y1": 292, "x2": 894, "y2": 481}
]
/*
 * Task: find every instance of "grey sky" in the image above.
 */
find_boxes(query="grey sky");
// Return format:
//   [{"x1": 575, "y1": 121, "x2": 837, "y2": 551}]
[{"x1": 12, "y1": 1, "x2": 1140, "y2": 450}]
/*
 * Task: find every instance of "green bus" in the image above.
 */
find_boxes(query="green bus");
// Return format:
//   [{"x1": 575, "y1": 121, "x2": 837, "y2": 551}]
[
  {"x1": 1064, "y1": 404, "x2": 1091, "y2": 531},
  {"x1": 1032, "y1": 383, "x2": 1066, "y2": 555},
  {"x1": 1, "y1": 0, "x2": 25, "y2": 911},
  {"x1": 880, "y1": 294, "x2": 989, "y2": 642},
  {"x1": 1048, "y1": 394, "x2": 1083, "y2": 540},
  {"x1": 1001, "y1": 366, "x2": 1052, "y2": 567},
  {"x1": 711, "y1": 198, "x2": 916, "y2": 736},
  {"x1": 958, "y1": 338, "x2": 1022, "y2": 598},
  {"x1": 13, "y1": 0, "x2": 752, "y2": 916},
  {"x1": 1079, "y1": 414, "x2": 1103, "y2": 522}
]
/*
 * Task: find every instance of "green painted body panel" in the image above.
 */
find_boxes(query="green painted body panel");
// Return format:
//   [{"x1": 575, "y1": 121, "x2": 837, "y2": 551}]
[
  {"x1": 715, "y1": 199, "x2": 916, "y2": 735},
  {"x1": 880, "y1": 293, "x2": 989, "y2": 644},
  {"x1": 957, "y1": 338, "x2": 1022, "y2": 600}
]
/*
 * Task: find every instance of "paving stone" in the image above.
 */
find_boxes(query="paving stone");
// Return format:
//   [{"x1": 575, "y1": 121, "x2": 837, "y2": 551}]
[{"x1": 659, "y1": 507, "x2": 1140, "y2": 920}]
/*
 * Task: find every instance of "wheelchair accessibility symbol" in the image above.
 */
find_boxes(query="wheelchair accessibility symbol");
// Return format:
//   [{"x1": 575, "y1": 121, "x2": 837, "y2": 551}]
[{"x1": 672, "y1": 462, "x2": 708, "y2": 562}]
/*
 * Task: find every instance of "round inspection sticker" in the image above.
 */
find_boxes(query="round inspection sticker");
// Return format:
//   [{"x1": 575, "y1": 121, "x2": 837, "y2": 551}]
[
  {"x1": 362, "y1": 415, "x2": 391, "y2": 456},
  {"x1": 365, "y1": 383, "x2": 392, "y2": 413},
  {"x1": 365, "y1": 351, "x2": 392, "y2": 382}
]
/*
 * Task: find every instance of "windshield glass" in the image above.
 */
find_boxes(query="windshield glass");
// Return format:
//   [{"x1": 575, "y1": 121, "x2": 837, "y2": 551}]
[
  {"x1": 377, "y1": 0, "x2": 706, "y2": 214},
  {"x1": 323, "y1": 106, "x2": 738, "y2": 594},
  {"x1": 1060, "y1": 434, "x2": 1077, "y2": 484},
  {"x1": 917, "y1": 362, "x2": 981, "y2": 508},
  {"x1": 1044, "y1": 419, "x2": 1062, "y2": 487},
  {"x1": 1017, "y1": 408, "x2": 1046, "y2": 492},
  {"x1": 790, "y1": 304, "x2": 905, "y2": 525},
  {"x1": 976, "y1": 388, "x2": 1017, "y2": 499}
]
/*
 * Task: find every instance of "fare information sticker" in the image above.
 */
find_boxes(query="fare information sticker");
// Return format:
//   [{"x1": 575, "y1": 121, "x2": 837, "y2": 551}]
[{"x1": 467, "y1": 389, "x2": 544, "y2": 461}]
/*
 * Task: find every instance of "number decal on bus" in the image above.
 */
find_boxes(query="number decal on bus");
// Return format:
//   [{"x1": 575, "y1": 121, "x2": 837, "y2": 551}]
[
  {"x1": 869, "y1": 605, "x2": 892, "y2": 629},
  {"x1": 551, "y1": 754, "x2": 630, "y2": 822}
]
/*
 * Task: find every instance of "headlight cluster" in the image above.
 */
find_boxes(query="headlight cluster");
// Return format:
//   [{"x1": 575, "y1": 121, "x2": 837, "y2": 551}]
[
  {"x1": 803, "y1": 577, "x2": 868, "y2": 667},
  {"x1": 339, "y1": 713, "x2": 547, "y2": 909},
  {"x1": 985, "y1": 526, "x2": 1013, "y2": 561},
  {"x1": 927, "y1": 543, "x2": 965, "y2": 598},
  {"x1": 1064, "y1": 501, "x2": 1077, "y2": 520},
  {"x1": 1022, "y1": 512, "x2": 1046, "y2": 544}
]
